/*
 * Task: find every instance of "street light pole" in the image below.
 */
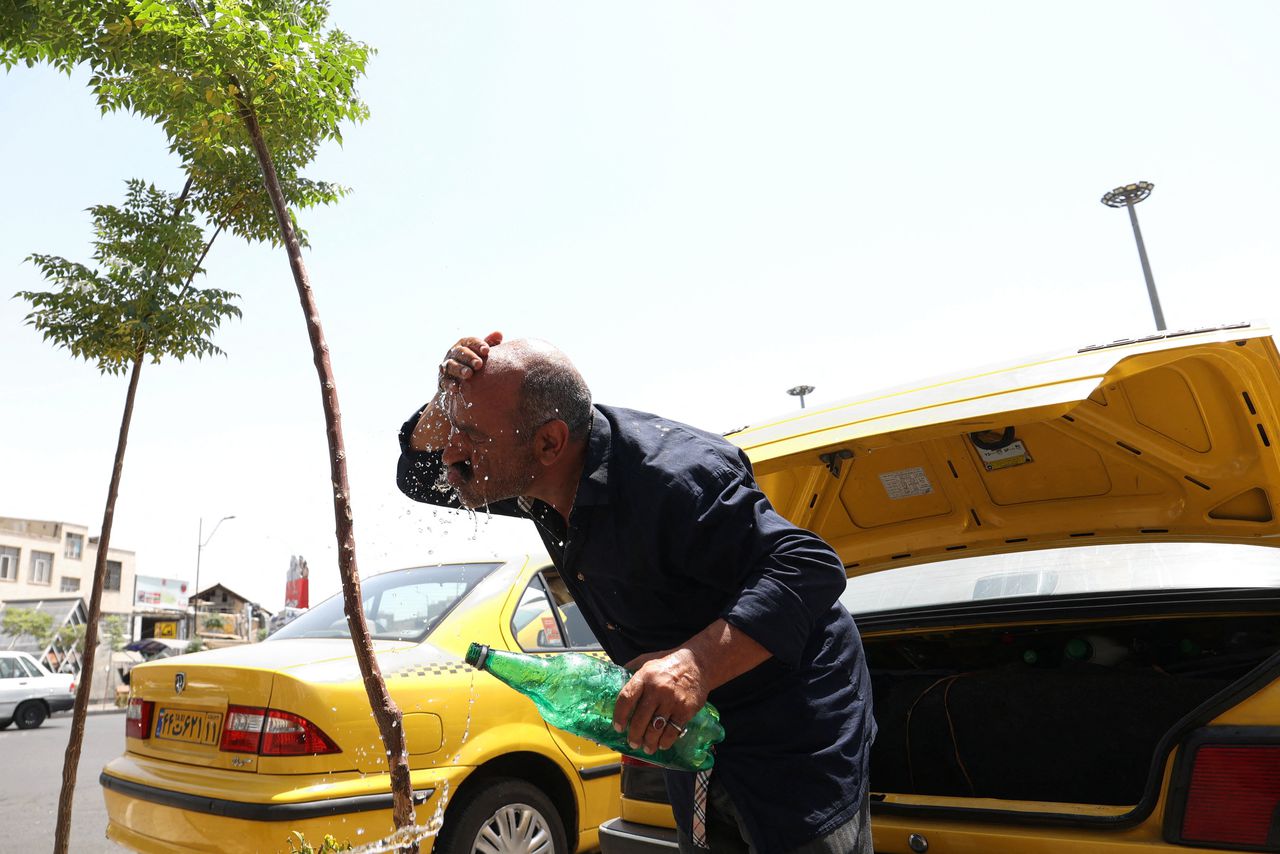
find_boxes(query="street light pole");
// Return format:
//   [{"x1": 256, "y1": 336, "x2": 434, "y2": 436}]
[
  {"x1": 1101, "y1": 181, "x2": 1166, "y2": 331},
  {"x1": 787, "y1": 384, "x2": 815, "y2": 409},
  {"x1": 192, "y1": 515, "x2": 235, "y2": 637}
]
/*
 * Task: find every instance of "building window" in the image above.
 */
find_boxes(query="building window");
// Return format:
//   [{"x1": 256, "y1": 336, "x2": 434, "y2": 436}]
[
  {"x1": 105, "y1": 560, "x2": 123, "y2": 592},
  {"x1": 60, "y1": 577, "x2": 81, "y2": 593},
  {"x1": 0, "y1": 546, "x2": 18, "y2": 582},
  {"x1": 31, "y1": 551, "x2": 54, "y2": 585},
  {"x1": 65, "y1": 533, "x2": 83, "y2": 560}
]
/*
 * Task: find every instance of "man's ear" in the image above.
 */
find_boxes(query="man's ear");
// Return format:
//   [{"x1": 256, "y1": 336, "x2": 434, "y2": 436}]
[{"x1": 534, "y1": 420, "x2": 570, "y2": 464}]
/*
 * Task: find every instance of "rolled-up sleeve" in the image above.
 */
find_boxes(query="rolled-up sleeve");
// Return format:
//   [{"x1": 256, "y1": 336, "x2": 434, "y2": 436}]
[{"x1": 666, "y1": 456, "x2": 847, "y2": 667}]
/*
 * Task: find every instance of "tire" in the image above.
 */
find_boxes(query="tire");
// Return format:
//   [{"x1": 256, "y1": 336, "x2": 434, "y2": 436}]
[
  {"x1": 435, "y1": 777, "x2": 568, "y2": 854},
  {"x1": 0, "y1": 719, "x2": 11, "y2": 730},
  {"x1": 14, "y1": 701, "x2": 47, "y2": 730}
]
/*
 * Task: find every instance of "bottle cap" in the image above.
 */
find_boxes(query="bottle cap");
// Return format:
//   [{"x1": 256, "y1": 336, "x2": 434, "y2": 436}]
[{"x1": 465, "y1": 642, "x2": 490, "y2": 669}]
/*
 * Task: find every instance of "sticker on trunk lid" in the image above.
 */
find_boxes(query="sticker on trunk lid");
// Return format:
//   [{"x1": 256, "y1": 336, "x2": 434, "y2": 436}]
[
  {"x1": 977, "y1": 440, "x2": 1032, "y2": 471},
  {"x1": 879, "y1": 467, "x2": 933, "y2": 499}
]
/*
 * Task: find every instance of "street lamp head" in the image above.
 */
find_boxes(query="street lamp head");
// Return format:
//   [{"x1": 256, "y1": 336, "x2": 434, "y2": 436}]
[
  {"x1": 787, "y1": 385, "x2": 815, "y2": 398},
  {"x1": 1101, "y1": 181, "x2": 1154, "y2": 208}
]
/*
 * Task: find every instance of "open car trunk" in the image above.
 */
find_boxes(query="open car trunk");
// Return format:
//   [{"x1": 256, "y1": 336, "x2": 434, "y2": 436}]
[
  {"x1": 724, "y1": 323, "x2": 1280, "y2": 825},
  {"x1": 860, "y1": 588, "x2": 1280, "y2": 807}
]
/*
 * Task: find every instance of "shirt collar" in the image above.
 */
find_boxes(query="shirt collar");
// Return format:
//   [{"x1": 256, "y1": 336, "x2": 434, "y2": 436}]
[{"x1": 574, "y1": 405, "x2": 611, "y2": 507}]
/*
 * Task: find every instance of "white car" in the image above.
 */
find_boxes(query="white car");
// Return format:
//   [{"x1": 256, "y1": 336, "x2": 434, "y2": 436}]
[{"x1": 0, "y1": 650, "x2": 76, "y2": 729}]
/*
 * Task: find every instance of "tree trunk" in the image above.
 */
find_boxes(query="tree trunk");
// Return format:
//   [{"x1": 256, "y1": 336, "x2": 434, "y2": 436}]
[
  {"x1": 235, "y1": 94, "x2": 418, "y2": 846},
  {"x1": 52, "y1": 352, "x2": 144, "y2": 854}
]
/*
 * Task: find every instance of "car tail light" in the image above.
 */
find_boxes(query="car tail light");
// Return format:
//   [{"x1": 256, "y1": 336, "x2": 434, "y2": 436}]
[
  {"x1": 69, "y1": 680, "x2": 76, "y2": 694},
  {"x1": 620, "y1": 754, "x2": 669, "y2": 803},
  {"x1": 218, "y1": 705, "x2": 338, "y2": 756},
  {"x1": 1179, "y1": 743, "x2": 1280, "y2": 848},
  {"x1": 125, "y1": 698, "x2": 154, "y2": 739},
  {"x1": 620, "y1": 755, "x2": 658, "y2": 768},
  {"x1": 260, "y1": 709, "x2": 339, "y2": 756},
  {"x1": 220, "y1": 705, "x2": 266, "y2": 754}
]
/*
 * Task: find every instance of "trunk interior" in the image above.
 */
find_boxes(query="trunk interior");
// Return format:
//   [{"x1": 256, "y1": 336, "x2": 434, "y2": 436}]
[{"x1": 863, "y1": 599, "x2": 1280, "y2": 807}]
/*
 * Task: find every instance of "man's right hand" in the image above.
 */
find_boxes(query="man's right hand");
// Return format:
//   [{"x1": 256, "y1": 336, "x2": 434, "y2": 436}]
[{"x1": 439, "y1": 331, "x2": 503, "y2": 389}]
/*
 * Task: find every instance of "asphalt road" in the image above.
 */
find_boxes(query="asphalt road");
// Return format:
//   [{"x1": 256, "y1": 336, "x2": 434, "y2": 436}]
[{"x1": 0, "y1": 710, "x2": 130, "y2": 852}]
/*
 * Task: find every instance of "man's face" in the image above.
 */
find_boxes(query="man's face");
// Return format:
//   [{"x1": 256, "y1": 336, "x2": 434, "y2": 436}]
[{"x1": 438, "y1": 372, "x2": 541, "y2": 508}]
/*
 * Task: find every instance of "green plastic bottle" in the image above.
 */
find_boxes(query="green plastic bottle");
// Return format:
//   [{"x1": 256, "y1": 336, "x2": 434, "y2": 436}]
[{"x1": 465, "y1": 642, "x2": 724, "y2": 771}]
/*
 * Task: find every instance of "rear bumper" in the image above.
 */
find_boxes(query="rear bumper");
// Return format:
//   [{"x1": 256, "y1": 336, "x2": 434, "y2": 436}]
[
  {"x1": 100, "y1": 772, "x2": 434, "y2": 821},
  {"x1": 47, "y1": 696, "x2": 74, "y2": 713},
  {"x1": 599, "y1": 817, "x2": 679, "y2": 853},
  {"x1": 101, "y1": 753, "x2": 467, "y2": 853}
]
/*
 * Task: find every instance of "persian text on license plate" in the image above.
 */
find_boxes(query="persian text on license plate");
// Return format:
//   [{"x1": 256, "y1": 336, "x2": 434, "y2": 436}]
[{"x1": 155, "y1": 708, "x2": 223, "y2": 746}]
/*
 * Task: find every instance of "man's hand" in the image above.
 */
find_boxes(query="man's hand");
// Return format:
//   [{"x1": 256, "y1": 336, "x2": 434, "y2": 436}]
[
  {"x1": 611, "y1": 620, "x2": 772, "y2": 755},
  {"x1": 409, "y1": 331, "x2": 503, "y2": 453},
  {"x1": 613, "y1": 648, "x2": 709, "y2": 755},
  {"x1": 439, "y1": 331, "x2": 503, "y2": 389}
]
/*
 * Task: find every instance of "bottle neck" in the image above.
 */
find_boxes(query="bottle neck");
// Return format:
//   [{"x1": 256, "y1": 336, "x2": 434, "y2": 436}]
[{"x1": 466, "y1": 643, "x2": 552, "y2": 683}]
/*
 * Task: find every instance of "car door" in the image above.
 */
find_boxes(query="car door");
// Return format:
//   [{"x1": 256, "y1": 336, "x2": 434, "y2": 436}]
[
  {"x1": 15, "y1": 654, "x2": 55, "y2": 700},
  {"x1": 0, "y1": 656, "x2": 30, "y2": 718},
  {"x1": 505, "y1": 569, "x2": 622, "y2": 827}
]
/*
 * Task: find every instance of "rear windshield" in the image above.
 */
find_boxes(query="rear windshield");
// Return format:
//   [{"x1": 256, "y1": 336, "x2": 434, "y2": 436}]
[
  {"x1": 840, "y1": 543, "x2": 1280, "y2": 614},
  {"x1": 269, "y1": 563, "x2": 500, "y2": 643}
]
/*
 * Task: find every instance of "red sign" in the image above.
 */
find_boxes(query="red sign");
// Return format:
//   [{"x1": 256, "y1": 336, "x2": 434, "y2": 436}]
[{"x1": 286, "y1": 555, "x2": 309, "y2": 609}]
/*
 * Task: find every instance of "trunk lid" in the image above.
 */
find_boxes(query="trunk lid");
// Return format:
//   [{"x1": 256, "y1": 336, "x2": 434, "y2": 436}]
[
  {"x1": 126, "y1": 639, "x2": 413, "y2": 772},
  {"x1": 729, "y1": 323, "x2": 1280, "y2": 575}
]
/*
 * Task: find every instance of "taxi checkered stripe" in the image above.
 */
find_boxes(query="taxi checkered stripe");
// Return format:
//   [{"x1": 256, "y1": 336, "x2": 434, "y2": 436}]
[
  {"x1": 388, "y1": 661, "x2": 473, "y2": 678},
  {"x1": 387, "y1": 649, "x2": 608, "y2": 678}
]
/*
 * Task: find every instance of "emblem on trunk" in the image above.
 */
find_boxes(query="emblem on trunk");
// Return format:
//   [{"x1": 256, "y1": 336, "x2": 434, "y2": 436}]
[{"x1": 174, "y1": 672, "x2": 186, "y2": 694}]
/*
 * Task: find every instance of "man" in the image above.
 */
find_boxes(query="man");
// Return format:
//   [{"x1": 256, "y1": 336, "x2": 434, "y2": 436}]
[{"x1": 397, "y1": 332, "x2": 875, "y2": 853}]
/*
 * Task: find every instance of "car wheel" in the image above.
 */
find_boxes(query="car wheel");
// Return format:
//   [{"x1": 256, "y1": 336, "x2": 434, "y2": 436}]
[
  {"x1": 0, "y1": 719, "x2": 11, "y2": 730},
  {"x1": 14, "y1": 701, "x2": 47, "y2": 730},
  {"x1": 435, "y1": 777, "x2": 568, "y2": 854}
]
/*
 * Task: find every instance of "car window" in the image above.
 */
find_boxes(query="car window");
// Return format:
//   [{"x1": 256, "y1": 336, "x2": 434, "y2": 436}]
[
  {"x1": 841, "y1": 542, "x2": 1280, "y2": 614},
  {"x1": 0, "y1": 658, "x2": 24, "y2": 679},
  {"x1": 543, "y1": 571, "x2": 601, "y2": 649},
  {"x1": 513, "y1": 575, "x2": 567, "y2": 651},
  {"x1": 511, "y1": 571, "x2": 602, "y2": 652},
  {"x1": 270, "y1": 562, "x2": 500, "y2": 642},
  {"x1": 16, "y1": 656, "x2": 44, "y2": 678}
]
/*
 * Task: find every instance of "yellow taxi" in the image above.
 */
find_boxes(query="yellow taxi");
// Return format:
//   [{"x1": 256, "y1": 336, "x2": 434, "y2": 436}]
[
  {"x1": 601, "y1": 322, "x2": 1280, "y2": 854},
  {"x1": 102, "y1": 556, "x2": 620, "y2": 853}
]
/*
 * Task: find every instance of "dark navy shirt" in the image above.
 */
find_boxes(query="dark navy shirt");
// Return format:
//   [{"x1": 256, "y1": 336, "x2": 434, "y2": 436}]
[{"x1": 398, "y1": 403, "x2": 875, "y2": 852}]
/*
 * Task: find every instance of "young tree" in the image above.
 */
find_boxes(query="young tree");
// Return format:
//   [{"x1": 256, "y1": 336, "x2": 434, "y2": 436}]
[
  {"x1": 1, "y1": 607, "x2": 56, "y2": 650},
  {"x1": 17, "y1": 178, "x2": 239, "y2": 854},
  {"x1": 101, "y1": 614, "x2": 129, "y2": 702},
  {"x1": 2, "y1": 3, "x2": 420, "y2": 848}
]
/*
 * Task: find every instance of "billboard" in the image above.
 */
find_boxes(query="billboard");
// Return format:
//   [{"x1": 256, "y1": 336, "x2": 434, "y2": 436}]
[
  {"x1": 286, "y1": 555, "x2": 309, "y2": 609},
  {"x1": 134, "y1": 575, "x2": 190, "y2": 610}
]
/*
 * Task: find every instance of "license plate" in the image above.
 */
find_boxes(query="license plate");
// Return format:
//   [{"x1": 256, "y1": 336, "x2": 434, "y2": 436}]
[{"x1": 155, "y1": 708, "x2": 223, "y2": 746}]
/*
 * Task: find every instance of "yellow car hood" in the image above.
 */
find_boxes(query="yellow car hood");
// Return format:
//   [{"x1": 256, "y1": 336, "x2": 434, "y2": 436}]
[{"x1": 730, "y1": 323, "x2": 1280, "y2": 576}]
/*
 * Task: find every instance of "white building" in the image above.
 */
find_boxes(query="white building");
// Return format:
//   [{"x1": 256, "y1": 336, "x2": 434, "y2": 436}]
[
  {"x1": 0, "y1": 516, "x2": 137, "y2": 612},
  {"x1": 0, "y1": 516, "x2": 139, "y2": 678}
]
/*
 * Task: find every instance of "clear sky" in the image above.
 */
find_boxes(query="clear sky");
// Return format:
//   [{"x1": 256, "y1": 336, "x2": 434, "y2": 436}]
[{"x1": 2, "y1": 1, "x2": 1279, "y2": 612}]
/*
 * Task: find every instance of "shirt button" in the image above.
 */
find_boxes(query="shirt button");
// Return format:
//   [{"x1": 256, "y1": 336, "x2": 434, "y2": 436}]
[
  {"x1": 576, "y1": 573, "x2": 585, "y2": 581},
  {"x1": 606, "y1": 623, "x2": 617, "y2": 631}
]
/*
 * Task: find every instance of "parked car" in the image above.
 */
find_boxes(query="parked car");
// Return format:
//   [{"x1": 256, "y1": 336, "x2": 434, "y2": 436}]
[
  {"x1": 101, "y1": 557, "x2": 619, "y2": 853},
  {"x1": 601, "y1": 322, "x2": 1280, "y2": 854},
  {"x1": 0, "y1": 649, "x2": 76, "y2": 730}
]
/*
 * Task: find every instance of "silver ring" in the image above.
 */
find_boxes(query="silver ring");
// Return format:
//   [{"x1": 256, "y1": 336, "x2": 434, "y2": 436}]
[
  {"x1": 650, "y1": 715, "x2": 667, "y2": 732},
  {"x1": 667, "y1": 720, "x2": 686, "y2": 736}
]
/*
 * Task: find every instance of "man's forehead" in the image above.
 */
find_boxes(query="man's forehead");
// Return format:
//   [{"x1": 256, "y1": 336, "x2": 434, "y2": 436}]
[{"x1": 443, "y1": 373, "x2": 521, "y2": 426}]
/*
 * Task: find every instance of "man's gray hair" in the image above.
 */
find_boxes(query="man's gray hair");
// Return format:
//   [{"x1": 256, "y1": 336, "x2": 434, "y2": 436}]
[{"x1": 493, "y1": 339, "x2": 593, "y2": 441}]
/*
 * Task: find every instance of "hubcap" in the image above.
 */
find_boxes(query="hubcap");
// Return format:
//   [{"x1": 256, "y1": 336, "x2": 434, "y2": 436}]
[{"x1": 470, "y1": 802, "x2": 554, "y2": 854}]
